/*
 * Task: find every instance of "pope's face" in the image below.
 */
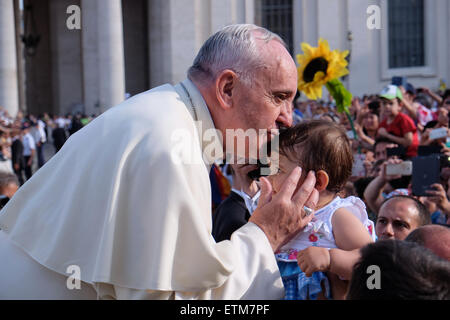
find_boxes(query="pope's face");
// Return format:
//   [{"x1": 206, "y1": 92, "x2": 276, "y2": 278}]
[{"x1": 228, "y1": 39, "x2": 297, "y2": 161}]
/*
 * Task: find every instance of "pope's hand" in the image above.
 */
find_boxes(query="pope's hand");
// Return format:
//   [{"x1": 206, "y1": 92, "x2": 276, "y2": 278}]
[{"x1": 249, "y1": 167, "x2": 319, "y2": 252}]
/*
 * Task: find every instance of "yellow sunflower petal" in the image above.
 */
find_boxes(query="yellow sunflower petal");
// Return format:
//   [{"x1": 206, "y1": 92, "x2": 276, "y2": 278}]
[{"x1": 297, "y1": 38, "x2": 349, "y2": 100}]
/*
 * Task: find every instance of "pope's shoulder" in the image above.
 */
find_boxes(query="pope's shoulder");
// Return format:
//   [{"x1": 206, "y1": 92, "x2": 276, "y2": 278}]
[
  {"x1": 105, "y1": 83, "x2": 194, "y2": 132},
  {"x1": 69, "y1": 83, "x2": 199, "y2": 155}
]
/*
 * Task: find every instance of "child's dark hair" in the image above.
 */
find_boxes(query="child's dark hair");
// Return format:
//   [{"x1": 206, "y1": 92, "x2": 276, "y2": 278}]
[{"x1": 278, "y1": 120, "x2": 353, "y2": 193}]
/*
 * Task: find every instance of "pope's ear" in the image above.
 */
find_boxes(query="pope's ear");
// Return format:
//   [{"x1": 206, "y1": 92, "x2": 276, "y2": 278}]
[
  {"x1": 315, "y1": 170, "x2": 329, "y2": 192},
  {"x1": 215, "y1": 69, "x2": 237, "y2": 110}
]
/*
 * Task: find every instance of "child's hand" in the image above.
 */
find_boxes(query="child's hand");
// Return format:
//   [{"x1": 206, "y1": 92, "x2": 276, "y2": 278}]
[
  {"x1": 297, "y1": 246, "x2": 331, "y2": 277},
  {"x1": 377, "y1": 127, "x2": 389, "y2": 138}
]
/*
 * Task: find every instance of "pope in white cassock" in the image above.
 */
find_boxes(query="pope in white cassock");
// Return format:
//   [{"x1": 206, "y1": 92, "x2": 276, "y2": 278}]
[{"x1": 0, "y1": 24, "x2": 319, "y2": 299}]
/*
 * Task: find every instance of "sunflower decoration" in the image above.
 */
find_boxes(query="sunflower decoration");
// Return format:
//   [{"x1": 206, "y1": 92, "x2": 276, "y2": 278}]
[
  {"x1": 297, "y1": 38, "x2": 351, "y2": 113},
  {"x1": 297, "y1": 38, "x2": 359, "y2": 150}
]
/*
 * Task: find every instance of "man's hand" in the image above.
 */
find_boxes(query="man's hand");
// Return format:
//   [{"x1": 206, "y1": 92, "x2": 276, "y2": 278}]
[
  {"x1": 426, "y1": 183, "x2": 450, "y2": 214},
  {"x1": 380, "y1": 158, "x2": 403, "y2": 182},
  {"x1": 297, "y1": 246, "x2": 330, "y2": 277},
  {"x1": 249, "y1": 167, "x2": 319, "y2": 252},
  {"x1": 27, "y1": 158, "x2": 33, "y2": 167}
]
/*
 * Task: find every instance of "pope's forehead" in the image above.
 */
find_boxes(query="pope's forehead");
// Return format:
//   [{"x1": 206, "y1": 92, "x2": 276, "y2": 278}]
[{"x1": 255, "y1": 38, "x2": 294, "y2": 65}]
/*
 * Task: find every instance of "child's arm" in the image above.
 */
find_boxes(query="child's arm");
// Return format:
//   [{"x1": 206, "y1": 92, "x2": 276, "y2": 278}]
[
  {"x1": 297, "y1": 208, "x2": 373, "y2": 279},
  {"x1": 332, "y1": 207, "x2": 373, "y2": 250},
  {"x1": 329, "y1": 248, "x2": 361, "y2": 280},
  {"x1": 297, "y1": 246, "x2": 361, "y2": 280}
]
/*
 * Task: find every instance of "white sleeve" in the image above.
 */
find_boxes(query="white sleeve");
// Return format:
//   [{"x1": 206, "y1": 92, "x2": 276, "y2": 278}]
[
  {"x1": 213, "y1": 222, "x2": 284, "y2": 300},
  {"x1": 99, "y1": 223, "x2": 284, "y2": 300}
]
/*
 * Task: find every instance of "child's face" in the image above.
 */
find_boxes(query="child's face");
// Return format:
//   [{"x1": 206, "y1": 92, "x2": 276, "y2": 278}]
[
  {"x1": 268, "y1": 153, "x2": 307, "y2": 195},
  {"x1": 381, "y1": 98, "x2": 400, "y2": 119}
]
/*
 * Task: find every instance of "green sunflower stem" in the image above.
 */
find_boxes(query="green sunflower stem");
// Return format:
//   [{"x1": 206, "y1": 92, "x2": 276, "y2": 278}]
[
  {"x1": 325, "y1": 79, "x2": 361, "y2": 154},
  {"x1": 345, "y1": 110, "x2": 361, "y2": 154}
]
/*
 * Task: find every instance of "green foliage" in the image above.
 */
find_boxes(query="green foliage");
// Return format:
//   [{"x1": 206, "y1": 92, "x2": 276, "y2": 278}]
[{"x1": 325, "y1": 78, "x2": 352, "y2": 114}]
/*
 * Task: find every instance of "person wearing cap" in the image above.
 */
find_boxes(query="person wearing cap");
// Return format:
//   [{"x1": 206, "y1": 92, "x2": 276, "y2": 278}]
[
  {"x1": 377, "y1": 84, "x2": 419, "y2": 158},
  {"x1": 21, "y1": 122, "x2": 35, "y2": 181}
]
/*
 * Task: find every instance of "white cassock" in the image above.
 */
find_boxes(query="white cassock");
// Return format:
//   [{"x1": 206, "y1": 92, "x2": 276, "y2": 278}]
[{"x1": 0, "y1": 79, "x2": 284, "y2": 299}]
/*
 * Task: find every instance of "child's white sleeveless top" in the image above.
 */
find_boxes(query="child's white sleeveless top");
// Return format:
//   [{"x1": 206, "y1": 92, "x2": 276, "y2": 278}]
[{"x1": 276, "y1": 196, "x2": 376, "y2": 262}]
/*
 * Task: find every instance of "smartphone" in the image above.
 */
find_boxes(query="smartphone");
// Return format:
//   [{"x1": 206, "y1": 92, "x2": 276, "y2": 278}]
[
  {"x1": 412, "y1": 155, "x2": 441, "y2": 196},
  {"x1": 418, "y1": 145, "x2": 442, "y2": 156},
  {"x1": 386, "y1": 161, "x2": 412, "y2": 176},
  {"x1": 429, "y1": 127, "x2": 448, "y2": 140},
  {"x1": 386, "y1": 146, "x2": 406, "y2": 157},
  {"x1": 392, "y1": 76, "x2": 407, "y2": 87}
]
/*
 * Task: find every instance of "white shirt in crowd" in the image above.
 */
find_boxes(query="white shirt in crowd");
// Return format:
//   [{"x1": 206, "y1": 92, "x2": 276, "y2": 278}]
[
  {"x1": 22, "y1": 133, "x2": 35, "y2": 157},
  {"x1": 55, "y1": 117, "x2": 66, "y2": 129},
  {"x1": 231, "y1": 188, "x2": 261, "y2": 215},
  {"x1": 30, "y1": 122, "x2": 46, "y2": 146}
]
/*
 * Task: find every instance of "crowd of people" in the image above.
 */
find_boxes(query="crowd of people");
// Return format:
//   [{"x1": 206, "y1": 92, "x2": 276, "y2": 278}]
[
  {"x1": 0, "y1": 24, "x2": 448, "y2": 300},
  {"x1": 212, "y1": 82, "x2": 450, "y2": 299},
  {"x1": 0, "y1": 108, "x2": 97, "y2": 204}
]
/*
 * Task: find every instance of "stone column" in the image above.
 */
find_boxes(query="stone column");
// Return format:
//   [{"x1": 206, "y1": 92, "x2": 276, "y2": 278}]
[
  {"x1": 97, "y1": 0, "x2": 125, "y2": 112},
  {"x1": 0, "y1": 0, "x2": 19, "y2": 117},
  {"x1": 81, "y1": 0, "x2": 99, "y2": 116}
]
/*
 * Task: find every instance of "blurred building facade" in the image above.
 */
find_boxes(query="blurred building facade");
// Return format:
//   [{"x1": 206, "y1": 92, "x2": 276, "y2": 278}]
[{"x1": 0, "y1": 0, "x2": 449, "y2": 117}]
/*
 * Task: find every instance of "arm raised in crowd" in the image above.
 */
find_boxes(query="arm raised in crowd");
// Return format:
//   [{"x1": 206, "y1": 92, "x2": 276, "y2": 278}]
[
  {"x1": 426, "y1": 183, "x2": 450, "y2": 217},
  {"x1": 422, "y1": 87, "x2": 443, "y2": 104},
  {"x1": 354, "y1": 123, "x2": 375, "y2": 147},
  {"x1": 378, "y1": 128, "x2": 413, "y2": 149},
  {"x1": 364, "y1": 159, "x2": 403, "y2": 214},
  {"x1": 400, "y1": 97, "x2": 418, "y2": 121}
]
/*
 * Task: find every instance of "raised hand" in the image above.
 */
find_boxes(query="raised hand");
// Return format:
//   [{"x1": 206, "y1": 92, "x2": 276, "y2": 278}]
[{"x1": 249, "y1": 167, "x2": 319, "y2": 252}]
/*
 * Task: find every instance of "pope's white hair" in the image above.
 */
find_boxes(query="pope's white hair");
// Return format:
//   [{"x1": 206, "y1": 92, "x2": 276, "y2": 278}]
[{"x1": 187, "y1": 24, "x2": 286, "y2": 85}]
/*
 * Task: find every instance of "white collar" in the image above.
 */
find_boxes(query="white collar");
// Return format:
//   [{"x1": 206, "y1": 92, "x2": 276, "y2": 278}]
[{"x1": 174, "y1": 79, "x2": 224, "y2": 171}]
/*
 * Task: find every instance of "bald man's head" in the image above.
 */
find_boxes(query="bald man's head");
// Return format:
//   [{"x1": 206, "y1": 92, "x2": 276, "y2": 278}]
[
  {"x1": 406, "y1": 225, "x2": 450, "y2": 261},
  {"x1": 376, "y1": 195, "x2": 430, "y2": 240}
]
